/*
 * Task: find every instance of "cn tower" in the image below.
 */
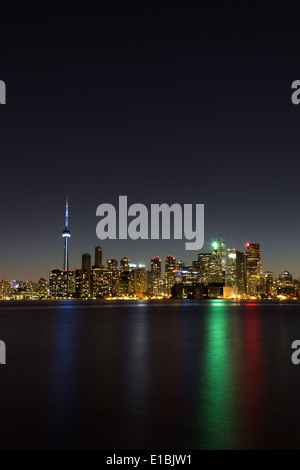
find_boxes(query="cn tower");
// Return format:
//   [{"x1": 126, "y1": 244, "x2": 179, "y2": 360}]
[{"x1": 62, "y1": 197, "x2": 71, "y2": 271}]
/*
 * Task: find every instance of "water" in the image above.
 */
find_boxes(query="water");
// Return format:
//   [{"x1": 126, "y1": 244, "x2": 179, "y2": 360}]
[{"x1": 0, "y1": 299, "x2": 299, "y2": 449}]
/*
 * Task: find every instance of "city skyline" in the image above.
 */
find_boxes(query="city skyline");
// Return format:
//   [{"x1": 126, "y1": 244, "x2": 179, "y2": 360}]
[
  {"x1": 2, "y1": 237, "x2": 297, "y2": 300},
  {"x1": 1, "y1": 12, "x2": 300, "y2": 281},
  {"x1": 0, "y1": 196, "x2": 296, "y2": 282}
]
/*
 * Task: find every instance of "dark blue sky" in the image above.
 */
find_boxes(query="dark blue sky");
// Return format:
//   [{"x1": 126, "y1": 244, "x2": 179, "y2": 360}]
[{"x1": 1, "y1": 7, "x2": 300, "y2": 280}]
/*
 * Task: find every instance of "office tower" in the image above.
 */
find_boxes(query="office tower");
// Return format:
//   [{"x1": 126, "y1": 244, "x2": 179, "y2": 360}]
[
  {"x1": 146, "y1": 270, "x2": 151, "y2": 296},
  {"x1": 62, "y1": 197, "x2": 71, "y2": 271},
  {"x1": 264, "y1": 271, "x2": 274, "y2": 296},
  {"x1": 151, "y1": 257, "x2": 162, "y2": 297},
  {"x1": 277, "y1": 271, "x2": 295, "y2": 298},
  {"x1": 226, "y1": 249, "x2": 246, "y2": 294},
  {"x1": 210, "y1": 241, "x2": 225, "y2": 283},
  {"x1": 75, "y1": 269, "x2": 90, "y2": 298},
  {"x1": 246, "y1": 242, "x2": 261, "y2": 295},
  {"x1": 279, "y1": 271, "x2": 293, "y2": 283},
  {"x1": 181, "y1": 266, "x2": 199, "y2": 285},
  {"x1": 197, "y1": 253, "x2": 212, "y2": 284},
  {"x1": 265, "y1": 271, "x2": 274, "y2": 286},
  {"x1": 246, "y1": 243, "x2": 260, "y2": 275},
  {"x1": 226, "y1": 249, "x2": 238, "y2": 287},
  {"x1": 107, "y1": 259, "x2": 119, "y2": 297},
  {"x1": 177, "y1": 260, "x2": 185, "y2": 271},
  {"x1": 165, "y1": 256, "x2": 176, "y2": 296},
  {"x1": 121, "y1": 264, "x2": 147, "y2": 298},
  {"x1": 82, "y1": 253, "x2": 91, "y2": 272},
  {"x1": 119, "y1": 270, "x2": 130, "y2": 296},
  {"x1": 136, "y1": 265, "x2": 146, "y2": 298},
  {"x1": 219, "y1": 236, "x2": 226, "y2": 273},
  {"x1": 126, "y1": 269, "x2": 136, "y2": 297},
  {"x1": 192, "y1": 259, "x2": 200, "y2": 271},
  {"x1": 94, "y1": 245, "x2": 103, "y2": 267},
  {"x1": 121, "y1": 257, "x2": 130, "y2": 273},
  {"x1": 175, "y1": 260, "x2": 185, "y2": 285}
]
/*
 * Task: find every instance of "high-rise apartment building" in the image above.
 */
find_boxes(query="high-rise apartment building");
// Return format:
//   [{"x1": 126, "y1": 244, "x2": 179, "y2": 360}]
[{"x1": 151, "y1": 257, "x2": 162, "y2": 297}]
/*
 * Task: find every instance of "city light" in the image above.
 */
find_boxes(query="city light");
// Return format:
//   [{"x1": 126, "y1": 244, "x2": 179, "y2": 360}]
[{"x1": 0, "y1": 201, "x2": 297, "y2": 302}]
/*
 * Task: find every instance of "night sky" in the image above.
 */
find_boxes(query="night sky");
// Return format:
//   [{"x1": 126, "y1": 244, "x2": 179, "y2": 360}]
[{"x1": 1, "y1": 7, "x2": 300, "y2": 280}]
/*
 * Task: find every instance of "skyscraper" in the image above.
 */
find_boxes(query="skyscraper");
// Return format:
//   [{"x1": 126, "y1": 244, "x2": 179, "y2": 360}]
[
  {"x1": 226, "y1": 248, "x2": 246, "y2": 294},
  {"x1": 151, "y1": 257, "x2": 162, "y2": 297},
  {"x1": 264, "y1": 271, "x2": 274, "y2": 296},
  {"x1": 49, "y1": 269, "x2": 75, "y2": 299},
  {"x1": 246, "y1": 242, "x2": 262, "y2": 295},
  {"x1": 210, "y1": 241, "x2": 225, "y2": 283},
  {"x1": 62, "y1": 197, "x2": 71, "y2": 271},
  {"x1": 95, "y1": 245, "x2": 103, "y2": 267},
  {"x1": 136, "y1": 265, "x2": 146, "y2": 298},
  {"x1": 197, "y1": 253, "x2": 211, "y2": 284},
  {"x1": 82, "y1": 253, "x2": 91, "y2": 272},
  {"x1": 75, "y1": 269, "x2": 90, "y2": 299},
  {"x1": 38, "y1": 277, "x2": 48, "y2": 298},
  {"x1": 90, "y1": 266, "x2": 110, "y2": 298},
  {"x1": 107, "y1": 259, "x2": 119, "y2": 297},
  {"x1": 121, "y1": 257, "x2": 130, "y2": 273},
  {"x1": 165, "y1": 256, "x2": 176, "y2": 296}
]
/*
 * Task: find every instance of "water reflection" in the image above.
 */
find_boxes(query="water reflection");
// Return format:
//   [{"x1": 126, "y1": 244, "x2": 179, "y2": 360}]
[
  {"x1": 1, "y1": 300, "x2": 300, "y2": 449},
  {"x1": 197, "y1": 300, "x2": 237, "y2": 449}
]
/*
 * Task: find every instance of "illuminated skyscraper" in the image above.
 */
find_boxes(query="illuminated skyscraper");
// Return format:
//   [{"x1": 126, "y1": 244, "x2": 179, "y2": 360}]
[
  {"x1": 197, "y1": 253, "x2": 211, "y2": 284},
  {"x1": 75, "y1": 269, "x2": 90, "y2": 298},
  {"x1": 246, "y1": 242, "x2": 262, "y2": 295},
  {"x1": 226, "y1": 249, "x2": 246, "y2": 294},
  {"x1": 177, "y1": 260, "x2": 185, "y2": 271},
  {"x1": 218, "y1": 234, "x2": 226, "y2": 273},
  {"x1": 136, "y1": 265, "x2": 146, "y2": 298},
  {"x1": 264, "y1": 271, "x2": 274, "y2": 297},
  {"x1": 181, "y1": 266, "x2": 199, "y2": 285},
  {"x1": 151, "y1": 257, "x2": 162, "y2": 297},
  {"x1": 91, "y1": 266, "x2": 110, "y2": 298},
  {"x1": 210, "y1": 241, "x2": 225, "y2": 283},
  {"x1": 49, "y1": 269, "x2": 75, "y2": 299},
  {"x1": 38, "y1": 277, "x2": 49, "y2": 298},
  {"x1": 62, "y1": 197, "x2": 71, "y2": 271},
  {"x1": 0, "y1": 280, "x2": 11, "y2": 300},
  {"x1": 107, "y1": 259, "x2": 119, "y2": 297},
  {"x1": 165, "y1": 256, "x2": 176, "y2": 296},
  {"x1": 121, "y1": 257, "x2": 130, "y2": 273},
  {"x1": 279, "y1": 271, "x2": 293, "y2": 283},
  {"x1": 95, "y1": 246, "x2": 103, "y2": 267}
]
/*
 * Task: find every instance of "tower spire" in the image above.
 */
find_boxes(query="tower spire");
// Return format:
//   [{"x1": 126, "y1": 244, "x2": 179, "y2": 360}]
[
  {"x1": 65, "y1": 196, "x2": 69, "y2": 229},
  {"x1": 62, "y1": 197, "x2": 71, "y2": 271}
]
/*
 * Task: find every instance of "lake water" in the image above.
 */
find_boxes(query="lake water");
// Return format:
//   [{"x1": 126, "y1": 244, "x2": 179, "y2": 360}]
[{"x1": 0, "y1": 299, "x2": 299, "y2": 449}]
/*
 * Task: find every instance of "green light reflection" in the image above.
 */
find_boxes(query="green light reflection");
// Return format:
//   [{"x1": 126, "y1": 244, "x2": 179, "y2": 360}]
[{"x1": 197, "y1": 300, "x2": 237, "y2": 449}]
